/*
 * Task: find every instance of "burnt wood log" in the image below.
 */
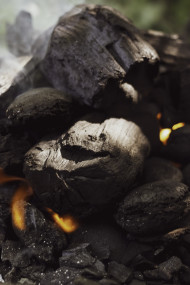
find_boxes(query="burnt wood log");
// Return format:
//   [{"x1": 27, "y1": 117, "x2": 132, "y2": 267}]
[
  {"x1": 24, "y1": 114, "x2": 150, "y2": 217},
  {"x1": 115, "y1": 180, "x2": 190, "y2": 236},
  {"x1": 143, "y1": 30, "x2": 190, "y2": 71},
  {"x1": 42, "y1": 4, "x2": 159, "y2": 109}
]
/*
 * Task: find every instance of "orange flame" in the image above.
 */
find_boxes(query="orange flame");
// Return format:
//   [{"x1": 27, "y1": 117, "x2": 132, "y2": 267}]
[
  {"x1": 156, "y1": 112, "x2": 162, "y2": 120},
  {"x1": 0, "y1": 168, "x2": 33, "y2": 230},
  {"x1": 47, "y1": 208, "x2": 79, "y2": 233},
  {"x1": 172, "y1": 122, "x2": 185, "y2": 131}
]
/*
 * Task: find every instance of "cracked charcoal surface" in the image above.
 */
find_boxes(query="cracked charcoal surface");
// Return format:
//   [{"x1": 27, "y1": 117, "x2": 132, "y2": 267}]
[
  {"x1": 42, "y1": 4, "x2": 159, "y2": 109},
  {"x1": 24, "y1": 114, "x2": 150, "y2": 217},
  {"x1": 115, "y1": 180, "x2": 190, "y2": 236}
]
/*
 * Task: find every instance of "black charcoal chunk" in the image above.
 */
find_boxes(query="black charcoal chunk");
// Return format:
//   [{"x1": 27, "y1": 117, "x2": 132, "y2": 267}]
[
  {"x1": 108, "y1": 261, "x2": 132, "y2": 283},
  {"x1": 6, "y1": 87, "x2": 73, "y2": 133},
  {"x1": 143, "y1": 157, "x2": 183, "y2": 183},
  {"x1": 6, "y1": 11, "x2": 39, "y2": 56},
  {"x1": 115, "y1": 180, "x2": 190, "y2": 236},
  {"x1": 1, "y1": 240, "x2": 22, "y2": 264},
  {"x1": 13, "y1": 202, "x2": 67, "y2": 259},
  {"x1": 42, "y1": 4, "x2": 159, "y2": 109},
  {"x1": 144, "y1": 256, "x2": 182, "y2": 281},
  {"x1": 163, "y1": 125, "x2": 190, "y2": 163},
  {"x1": 74, "y1": 277, "x2": 100, "y2": 285},
  {"x1": 60, "y1": 244, "x2": 95, "y2": 269},
  {"x1": 179, "y1": 266, "x2": 190, "y2": 285},
  {"x1": 24, "y1": 115, "x2": 150, "y2": 217}
]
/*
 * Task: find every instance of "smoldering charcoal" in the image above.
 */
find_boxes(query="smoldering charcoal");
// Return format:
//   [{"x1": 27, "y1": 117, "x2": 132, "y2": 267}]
[{"x1": 0, "y1": 3, "x2": 190, "y2": 285}]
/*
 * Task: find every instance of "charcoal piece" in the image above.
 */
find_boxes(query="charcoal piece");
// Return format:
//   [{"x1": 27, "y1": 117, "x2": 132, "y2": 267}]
[
  {"x1": 24, "y1": 115, "x2": 150, "y2": 217},
  {"x1": 163, "y1": 125, "x2": 190, "y2": 163},
  {"x1": 143, "y1": 157, "x2": 183, "y2": 183},
  {"x1": 40, "y1": 266, "x2": 82, "y2": 285},
  {"x1": 133, "y1": 272, "x2": 144, "y2": 281},
  {"x1": 60, "y1": 244, "x2": 95, "y2": 269},
  {"x1": 6, "y1": 11, "x2": 39, "y2": 57},
  {"x1": 129, "y1": 280, "x2": 146, "y2": 285},
  {"x1": 81, "y1": 263, "x2": 105, "y2": 280},
  {"x1": 176, "y1": 246, "x2": 190, "y2": 267},
  {"x1": 17, "y1": 278, "x2": 36, "y2": 285},
  {"x1": 143, "y1": 30, "x2": 190, "y2": 70},
  {"x1": 13, "y1": 202, "x2": 67, "y2": 257},
  {"x1": 6, "y1": 87, "x2": 73, "y2": 133},
  {"x1": 1, "y1": 240, "x2": 22, "y2": 264},
  {"x1": 108, "y1": 261, "x2": 132, "y2": 283},
  {"x1": 131, "y1": 254, "x2": 155, "y2": 271},
  {"x1": 0, "y1": 133, "x2": 32, "y2": 174},
  {"x1": 183, "y1": 164, "x2": 190, "y2": 187},
  {"x1": 19, "y1": 264, "x2": 45, "y2": 283},
  {"x1": 115, "y1": 180, "x2": 190, "y2": 236},
  {"x1": 179, "y1": 266, "x2": 190, "y2": 285},
  {"x1": 144, "y1": 256, "x2": 182, "y2": 281},
  {"x1": 74, "y1": 277, "x2": 100, "y2": 285},
  {"x1": 4, "y1": 267, "x2": 20, "y2": 284},
  {"x1": 42, "y1": 4, "x2": 159, "y2": 109},
  {"x1": 32, "y1": 27, "x2": 54, "y2": 61}
]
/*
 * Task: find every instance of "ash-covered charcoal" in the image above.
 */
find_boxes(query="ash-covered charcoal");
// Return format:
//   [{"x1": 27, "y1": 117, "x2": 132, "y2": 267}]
[
  {"x1": 143, "y1": 157, "x2": 183, "y2": 183},
  {"x1": 107, "y1": 261, "x2": 133, "y2": 283},
  {"x1": 6, "y1": 11, "x2": 39, "y2": 57},
  {"x1": 24, "y1": 114, "x2": 150, "y2": 217},
  {"x1": 143, "y1": 29, "x2": 190, "y2": 70},
  {"x1": 13, "y1": 201, "x2": 67, "y2": 262},
  {"x1": 0, "y1": 132, "x2": 32, "y2": 175},
  {"x1": 59, "y1": 244, "x2": 95, "y2": 268},
  {"x1": 163, "y1": 125, "x2": 190, "y2": 163},
  {"x1": 183, "y1": 164, "x2": 190, "y2": 187},
  {"x1": 42, "y1": 4, "x2": 159, "y2": 109},
  {"x1": 115, "y1": 180, "x2": 190, "y2": 236},
  {"x1": 144, "y1": 256, "x2": 183, "y2": 281},
  {"x1": 6, "y1": 87, "x2": 73, "y2": 134}
]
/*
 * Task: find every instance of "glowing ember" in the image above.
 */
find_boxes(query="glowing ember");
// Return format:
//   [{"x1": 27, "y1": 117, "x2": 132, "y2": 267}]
[
  {"x1": 47, "y1": 208, "x2": 79, "y2": 233},
  {"x1": 159, "y1": 128, "x2": 172, "y2": 145},
  {"x1": 0, "y1": 168, "x2": 33, "y2": 230},
  {"x1": 157, "y1": 112, "x2": 162, "y2": 120},
  {"x1": 172, "y1": 122, "x2": 185, "y2": 131}
]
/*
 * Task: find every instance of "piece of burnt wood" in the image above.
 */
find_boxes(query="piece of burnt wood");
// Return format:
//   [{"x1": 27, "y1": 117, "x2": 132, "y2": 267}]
[
  {"x1": 24, "y1": 114, "x2": 150, "y2": 217},
  {"x1": 143, "y1": 157, "x2": 183, "y2": 183},
  {"x1": 143, "y1": 30, "x2": 190, "y2": 71},
  {"x1": 6, "y1": 87, "x2": 73, "y2": 134},
  {"x1": 42, "y1": 4, "x2": 159, "y2": 109},
  {"x1": 115, "y1": 180, "x2": 190, "y2": 236}
]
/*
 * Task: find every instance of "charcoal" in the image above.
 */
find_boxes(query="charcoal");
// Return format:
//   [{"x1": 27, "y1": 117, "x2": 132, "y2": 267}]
[
  {"x1": 40, "y1": 266, "x2": 82, "y2": 285},
  {"x1": 178, "y1": 66, "x2": 190, "y2": 122},
  {"x1": 163, "y1": 125, "x2": 190, "y2": 163},
  {"x1": 143, "y1": 30, "x2": 190, "y2": 70},
  {"x1": 74, "y1": 277, "x2": 100, "y2": 285},
  {"x1": 6, "y1": 87, "x2": 73, "y2": 134},
  {"x1": 1, "y1": 240, "x2": 23, "y2": 267},
  {"x1": 99, "y1": 279, "x2": 120, "y2": 285},
  {"x1": 115, "y1": 180, "x2": 190, "y2": 236},
  {"x1": 144, "y1": 256, "x2": 182, "y2": 281},
  {"x1": 6, "y1": 11, "x2": 39, "y2": 57},
  {"x1": 143, "y1": 157, "x2": 183, "y2": 183},
  {"x1": 183, "y1": 164, "x2": 190, "y2": 187},
  {"x1": 19, "y1": 264, "x2": 45, "y2": 283},
  {"x1": 108, "y1": 261, "x2": 133, "y2": 283},
  {"x1": 32, "y1": 27, "x2": 54, "y2": 61},
  {"x1": 13, "y1": 202, "x2": 67, "y2": 260},
  {"x1": 0, "y1": 133, "x2": 32, "y2": 174},
  {"x1": 17, "y1": 278, "x2": 36, "y2": 285},
  {"x1": 129, "y1": 280, "x2": 146, "y2": 285},
  {"x1": 42, "y1": 4, "x2": 159, "y2": 109},
  {"x1": 179, "y1": 266, "x2": 190, "y2": 284},
  {"x1": 133, "y1": 272, "x2": 144, "y2": 281},
  {"x1": 81, "y1": 263, "x2": 105, "y2": 279},
  {"x1": 24, "y1": 114, "x2": 150, "y2": 217},
  {"x1": 176, "y1": 245, "x2": 190, "y2": 267},
  {"x1": 60, "y1": 244, "x2": 95, "y2": 268},
  {"x1": 131, "y1": 254, "x2": 155, "y2": 271}
]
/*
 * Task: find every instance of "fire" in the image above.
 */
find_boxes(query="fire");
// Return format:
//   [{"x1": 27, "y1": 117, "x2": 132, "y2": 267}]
[
  {"x1": 159, "y1": 122, "x2": 185, "y2": 146},
  {"x1": 47, "y1": 208, "x2": 79, "y2": 233},
  {"x1": 0, "y1": 168, "x2": 33, "y2": 231},
  {"x1": 156, "y1": 112, "x2": 162, "y2": 120}
]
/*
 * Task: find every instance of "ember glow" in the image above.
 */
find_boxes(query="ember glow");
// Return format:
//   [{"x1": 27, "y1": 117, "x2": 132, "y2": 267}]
[
  {"x1": 0, "y1": 168, "x2": 33, "y2": 230},
  {"x1": 159, "y1": 122, "x2": 185, "y2": 145},
  {"x1": 47, "y1": 208, "x2": 79, "y2": 233}
]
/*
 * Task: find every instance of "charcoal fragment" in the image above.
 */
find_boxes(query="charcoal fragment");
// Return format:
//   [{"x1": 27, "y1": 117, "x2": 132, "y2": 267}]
[
  {"x1": 115, "y1": 180, "x2": 190, "y2": 235},
  {"x1": 108, "y1": 261, "x2": 132, "y2": 283}
]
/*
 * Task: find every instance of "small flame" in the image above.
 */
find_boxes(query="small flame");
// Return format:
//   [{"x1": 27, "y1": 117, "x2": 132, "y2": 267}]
[
  {"x1": 157, "y1": 112, "x2": 162, "y2": 120},
  {"x1": 172, "y1": 122, "x2": 185, "y2": 131},
  {"x1": 159, "y1": 128, "x2": 172, "y2": 145},
  {"x1": 47, "y1": 208, "x2": 79, "y2": 233},
  {"x1": 0, "y1": 168, "x2": 33, "y2": 230}
]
